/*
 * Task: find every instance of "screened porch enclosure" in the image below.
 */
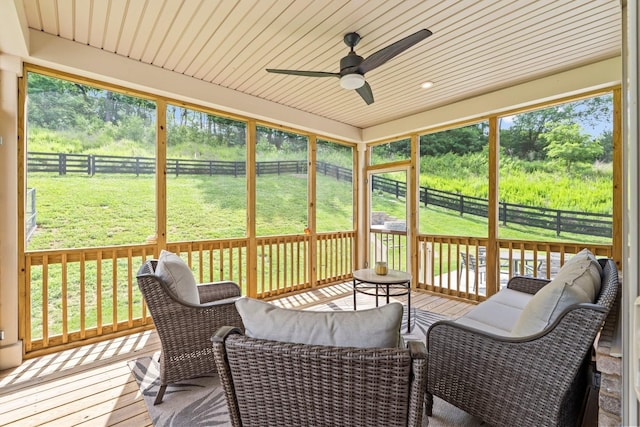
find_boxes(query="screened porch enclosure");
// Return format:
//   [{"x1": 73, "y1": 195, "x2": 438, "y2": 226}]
[{"x1": 19, "y1": 67, "x2": 620, "y2": 357}]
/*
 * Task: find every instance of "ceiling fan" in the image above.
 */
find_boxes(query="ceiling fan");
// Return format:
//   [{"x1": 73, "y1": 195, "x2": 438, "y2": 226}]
[{"x1": 266, "y1": 28, "x2": 432, "y2": 105}]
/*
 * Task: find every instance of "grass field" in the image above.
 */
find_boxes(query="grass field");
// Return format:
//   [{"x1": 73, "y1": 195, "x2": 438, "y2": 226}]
[{"x1": 27, "y1": 172, "x2": 610, "y2": 250}]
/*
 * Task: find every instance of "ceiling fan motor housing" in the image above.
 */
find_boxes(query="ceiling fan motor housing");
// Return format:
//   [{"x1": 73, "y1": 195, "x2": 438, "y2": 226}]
[{"x1": 340, "y1": 52, "x2": 364, "y2": 74}]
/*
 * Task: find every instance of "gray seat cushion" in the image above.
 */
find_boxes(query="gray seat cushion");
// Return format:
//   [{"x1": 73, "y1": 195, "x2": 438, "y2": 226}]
[{"x1": 453, "y1": 288, "x2": 534, "y2": 336}]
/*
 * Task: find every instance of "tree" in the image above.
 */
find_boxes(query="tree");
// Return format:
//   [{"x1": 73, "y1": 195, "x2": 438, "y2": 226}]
[
  {"x1": 420, "y1": 124, "x2": 487, "y2": 156},
  {"x1": 500, "y1": 94, "x2": 612, "y2": 161},
  {"x1": 541, "y1": 122, "x2": 603, "y2": 172},
  {"x1": 596, "y1": 130, "x2": 613, "y2": 163},
  {"x1": 501, "y1": 108, "x2": 572, "y2": 159}
]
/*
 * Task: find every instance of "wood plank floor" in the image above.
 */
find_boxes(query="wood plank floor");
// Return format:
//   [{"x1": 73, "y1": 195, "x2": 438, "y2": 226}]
[{"x1": 0, "y1": 284, "x2": 475, "y2": 426}]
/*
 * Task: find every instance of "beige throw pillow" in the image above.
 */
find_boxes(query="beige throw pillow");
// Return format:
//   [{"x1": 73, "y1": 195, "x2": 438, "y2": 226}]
[
  {"x1": 154, "y1": 250, "x2": 200, "y2": 305},
  {"x1": 235, "y1": 297, "x2": 403, "y2": 348},
  {"x1": 560, "y1": 248, "x2": 603, "y2": 300},
  {"x1": 511, "y1": 248, "x2": 602, "y2": 337}
]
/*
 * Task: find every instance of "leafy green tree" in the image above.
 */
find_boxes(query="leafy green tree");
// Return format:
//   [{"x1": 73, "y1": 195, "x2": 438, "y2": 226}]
[
  {"x1": 28, "y1": 72, "x2": 155, "y2": 136},
  {"x1": 541, "y1": 122, "x2": 603, "y2": 172},
  {"x1": 500, "y1": 94, "x2": 612, "y2": 160},
  {"x1": 596, "y1": 130, "x2": 613, "y2": 163},
  {"x1": 27, "y1": 73, "x2": 96, "y2": 130},
  {"x1": 257, "y1": 126, "x2": 307, "y2": 152},
  {"x1": 573, "y1": 95, "x2": 613, "y2": 128},
  {"x1": 420, "y1": 124, "x2": 487, "y2": 156},
  {"x1": 500, "y1": 108, "x2": 572, "y2": 159}
]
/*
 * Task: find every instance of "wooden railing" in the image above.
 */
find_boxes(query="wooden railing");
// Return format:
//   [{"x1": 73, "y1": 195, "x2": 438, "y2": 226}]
[
  {"x1": 22, "y1": 231, "x2": 355, "y2": 356},
  {"x1": 24, "y1": 244, "x2": 156, "y2": 355},
  {"x1": 369, "y1": 229, "x2": 407, "y2": 272},
  {"x1": 316, "y1": 231, "x2": 355, "y2": 286},
  {"x1": 415, "y1": 235, "x2": 613, "y2": 301},
  {"x1": 365, "y1": 230, "x2": 613, "y2": 301},
  {"x1": 22, "y1": 230, "x2": 611, "y2": 356}
]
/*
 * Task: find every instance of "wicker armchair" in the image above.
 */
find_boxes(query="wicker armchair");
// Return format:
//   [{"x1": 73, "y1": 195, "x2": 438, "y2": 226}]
[
  {"x1": 136, "y1": 259, "x2": 244, "y2": 404},
  {"x1": 212, "y1": 326, "x2": 428, "y2": 427},
  {"x1": 425, "y1": 258, "x2": 619, "y2": 427}
]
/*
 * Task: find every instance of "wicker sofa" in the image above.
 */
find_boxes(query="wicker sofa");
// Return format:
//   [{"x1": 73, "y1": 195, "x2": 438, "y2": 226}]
[{"x1": 425, "y1": 255, "x2": 619, "y2": 426}]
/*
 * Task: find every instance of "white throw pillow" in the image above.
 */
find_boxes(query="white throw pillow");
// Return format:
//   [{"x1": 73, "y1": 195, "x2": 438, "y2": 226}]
[
  {"x1": 154, "y1": 250, "x2": 200, "y2": 305},
  {"x1": 235, "y1": 297, "x2": 403, "y2": 348},
  {"x1": 511, "y1": 249, "x2": 602, "y2": 337},
  {"x1": 560, "y1": 248, "x2": 603, "y2": 299}
]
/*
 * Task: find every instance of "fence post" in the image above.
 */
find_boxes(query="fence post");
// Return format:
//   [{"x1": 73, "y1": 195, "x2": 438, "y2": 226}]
[
  {"x1": 209, "y1": 160, "x2": 213, "y2": 176},
  {"x1": 556, "y1": 211, "x2": 562, "y2": 236},
  {"x1": 135, "y1": 157, "x2": 140, "y2": 176},
  {"x1": 175, "y1": 159, "x2": 179, "y2": 177},
  {"x1": 459, "y1": 194, "x2": 464, "y2": 216},
  {"x1": 234, "y1": 161, "x2": 238, "y2": 178},
  {"x1": 87, "y1": 154, "x2": 92, "y2": 175},
  {"x1": 422, "y1": 187, "x2": 428, "y2": 207},
  {"x1": 395, "y1": 181, "x2": 400, "y2": 198},
  {"x1": 29, "y1": 188, "x2": 37, "y2": 239},
  {"x1": 58, "y1": 153, "x2": 66, "y2": 175},
  {"x1": 502, "y1": 201, "x2": 507, "y2": 226}
]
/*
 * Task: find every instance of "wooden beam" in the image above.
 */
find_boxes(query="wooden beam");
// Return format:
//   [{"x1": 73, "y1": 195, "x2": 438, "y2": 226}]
[{"x1": 486, "y1": 116, "x2": 499, "y2": 296}]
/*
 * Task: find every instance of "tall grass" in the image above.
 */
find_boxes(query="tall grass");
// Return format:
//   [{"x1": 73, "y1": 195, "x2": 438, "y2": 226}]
[{"x1": 420, "y1": 152, "x2": 612, "y2": 213}]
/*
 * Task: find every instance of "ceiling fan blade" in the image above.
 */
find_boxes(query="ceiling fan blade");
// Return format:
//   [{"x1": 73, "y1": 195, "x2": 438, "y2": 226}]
[
  {"x1": 358, "y1": 29, "x2": 432, "y2": 74},
  {"x1": 356, "y1": 81, "x2": 374, "y2": 105},
  {"x1": 266, "y1": 69, "x2": 340, "y2": 78}
]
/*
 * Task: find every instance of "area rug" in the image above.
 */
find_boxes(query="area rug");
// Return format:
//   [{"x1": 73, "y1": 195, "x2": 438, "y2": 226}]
[
  {"x1": 129, "y1": 307, "x2": 484, "y2": 426},
  {"x1": 128, "y1": 352, "x2": 231, "y2": 426}
]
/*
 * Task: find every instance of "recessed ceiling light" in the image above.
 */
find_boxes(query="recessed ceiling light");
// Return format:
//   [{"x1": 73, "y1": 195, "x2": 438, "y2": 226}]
[{"x1": 421, "y1": 81, "x2": 434, "y2": 89}]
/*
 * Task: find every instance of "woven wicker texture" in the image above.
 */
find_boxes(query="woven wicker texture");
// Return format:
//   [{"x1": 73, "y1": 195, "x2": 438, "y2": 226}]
[
  {"x1": 212, "y1": 327, "x2": 428, "y2": 427},
  {"x1": 136, "y1": 260, "x2": 244, "y2": 404},
  {"x1": 425, "y1": 258, "x2": 619, "y2": 427}
]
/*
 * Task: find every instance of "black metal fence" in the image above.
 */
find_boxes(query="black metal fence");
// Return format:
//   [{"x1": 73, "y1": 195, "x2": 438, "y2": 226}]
[{"x1": 28, "y1": 152, "x2": 611, "y2": 238}]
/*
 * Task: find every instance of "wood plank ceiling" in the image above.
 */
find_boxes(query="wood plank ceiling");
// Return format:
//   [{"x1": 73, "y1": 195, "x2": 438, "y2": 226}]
[{"x1": 22, "y1": 0, "x2": 621, "y2": 129}]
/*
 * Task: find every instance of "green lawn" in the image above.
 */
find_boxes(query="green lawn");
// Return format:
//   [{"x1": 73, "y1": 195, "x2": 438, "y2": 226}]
[{"x1": 27, "y1": 172, "x2": 609, "y2": 250}]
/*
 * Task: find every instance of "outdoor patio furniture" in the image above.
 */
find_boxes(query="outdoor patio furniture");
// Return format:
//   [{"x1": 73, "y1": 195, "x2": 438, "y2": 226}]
[
  {"x1": 212, "y1": 325, "x2": 428, "y2": 427},
  {"x1": 537, "y1": 254, "x2": 563, "y2": 279},
  {"x1": 458, "y1": 252, "x2": 486, "y2": 291},
  {"x1": 136, "y1": 256, "x2": 244, "y2": 404},
  {"x1": 425, "y1": 256, "x2": 619, "y2": 426}
]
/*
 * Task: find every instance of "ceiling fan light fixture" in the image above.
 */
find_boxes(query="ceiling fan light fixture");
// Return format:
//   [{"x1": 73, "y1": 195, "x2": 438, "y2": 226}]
[{"x1": 340, "y1": 73, "x2": 365, "y2": 90}]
